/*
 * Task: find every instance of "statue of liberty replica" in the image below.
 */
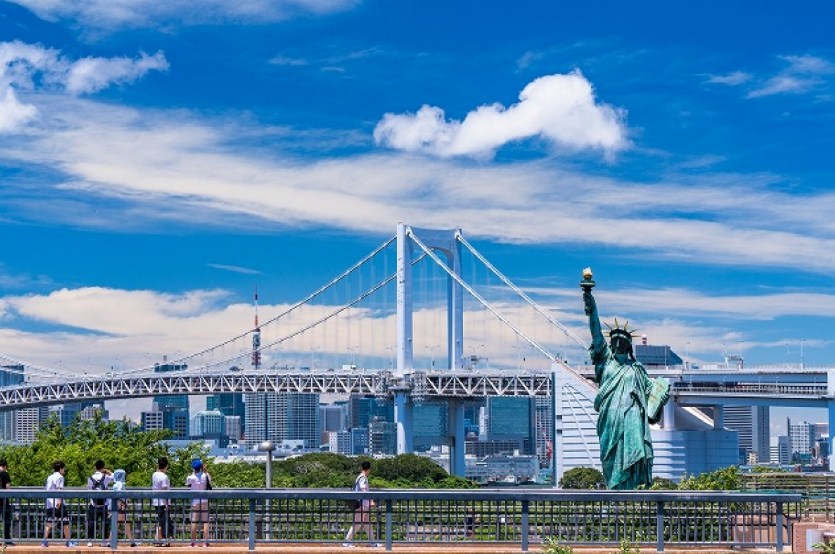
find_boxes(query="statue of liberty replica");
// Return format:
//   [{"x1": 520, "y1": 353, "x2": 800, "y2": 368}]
[{"x1": 581, "y1": 268, "x2": 670, "y2": 490}]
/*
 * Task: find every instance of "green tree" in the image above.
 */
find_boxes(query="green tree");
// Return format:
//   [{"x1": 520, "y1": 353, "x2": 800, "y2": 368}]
[
  {"x1": 559, "y1": 467, "x2": 605, "y2": 489},
  {"x1": 678, "y1": 465, "x2": 740, "y2": 490}
]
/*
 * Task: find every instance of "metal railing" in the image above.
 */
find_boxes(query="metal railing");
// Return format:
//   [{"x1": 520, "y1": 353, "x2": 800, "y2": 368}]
[{"x1": 0, "y1": 488, "x2": 801, "y2": 551}]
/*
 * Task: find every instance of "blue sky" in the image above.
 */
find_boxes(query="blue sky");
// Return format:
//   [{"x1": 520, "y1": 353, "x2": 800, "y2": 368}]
[{"x1": 1, "y1": 1, "x2": 834, "y2": 427}]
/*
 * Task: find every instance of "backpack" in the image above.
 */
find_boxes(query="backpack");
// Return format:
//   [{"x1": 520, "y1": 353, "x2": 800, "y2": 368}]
[
  {"x1": 345, "y1": 474, "x2": 362, "y2": 511},
  {"x1": 90, "y1": 474, "x2": 107, "y2": 506}
]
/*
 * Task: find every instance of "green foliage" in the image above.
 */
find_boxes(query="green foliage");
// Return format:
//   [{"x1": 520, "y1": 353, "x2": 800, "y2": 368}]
[
  {"x1": 0, "y1": 415, "x2": 476, "y2": 489},
  {"x1": 617, "y1": 538, "x2": 640, "y2": 554},
  {"x1": 0, "y1": 414, "x2": 172, "y2": 487},
  {"x1": 542, "y1": 538, "x2": 574, "y2": 554},
  {"x1": 749, "y1": 465, "x2": 788, "y2": 474},
  {"x1": 813, "y1": 541, "x2": 835, "y2": 554},
  {"x1": 559, "y1": 467, "x2": 605, "y2": 489},
  {"x1": 649, "y1": 477, "x2": 678, "y2": 490},
  {"x1": 678, "y1": 465, "x2": 740, "y2": 491}
]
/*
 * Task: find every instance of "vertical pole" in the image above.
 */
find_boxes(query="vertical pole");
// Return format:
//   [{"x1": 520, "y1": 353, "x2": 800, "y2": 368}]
[
  {"x1": 109, "y1": 498, "x2": 119, "y2": 549},
  {"x1": 396, "y1": 222, "x2": 413, "y2": 377},
  {"x1": 656, "y1": 501, "x2": 665, "y2": 552},
  {"x1": 828, "y1": 390, "x2": 835, "y2": 472},
  {"x1": 553, "y1": 367, "x2": 564, "y2": 487},
  {"x1": 396, "y1": 223, "x2": 414, "y2": 456},
  {"x1": 385, "y1": 499, "x2": 393, "y2": 551},
  {"x1": 450, "y1": 231, "x2": 464, "y2": 370},
  {"x1": 521, "y1": 500, "x2": 529, "y2": 552},
  {"x1": 448, "y1": 400, "x2": 466, "y2": 476},
  {"x1": 776, "y1": 502, "x2": 784, "y2": 552},
  {"x1": 662, "y1": 378, "x2": 675, "y2": 429},
  {"x1": 713, "y1": 405, "x2": 724, "y2": 429},
  {"x1": 248, "y1": 498, "x2": 256, "y2": 552},
  {"x1": 394, "y1": 392, "x2": 413, "y2": 455}
]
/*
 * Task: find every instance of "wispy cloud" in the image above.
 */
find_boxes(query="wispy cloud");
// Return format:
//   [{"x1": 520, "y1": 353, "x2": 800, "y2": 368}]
[
  {"x1": 373, "y1": 71, "x2": 628, "y2": 159},
  {"x1": 207, "y1": 263, "x2": 262, "y2": 276},
  {"x1": 7, "y1": 0, "x2": 359, "y2": 34},
  {"x1": 708, "y1": 54, "x2": 834, "y2": 99},
  {"x1": 0, "y1": 40, "x2": 167, "y2": 133},
  {"x1": 4, "y1": 86, "x2": 835, "y2": 275},
  {"x1": 706, "y1": 71, "x2": 751, "y2": 86}
]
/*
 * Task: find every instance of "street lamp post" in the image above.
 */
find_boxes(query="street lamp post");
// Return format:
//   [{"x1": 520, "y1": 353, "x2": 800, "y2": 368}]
[{"x1": 259, "y1": 440, "x2": 277, "y2": 539}]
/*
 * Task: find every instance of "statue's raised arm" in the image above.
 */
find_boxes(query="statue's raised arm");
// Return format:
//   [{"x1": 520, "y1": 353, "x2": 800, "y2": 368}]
[{"x1": 580, "y1": 268, "x2": 608, "y2": 382}]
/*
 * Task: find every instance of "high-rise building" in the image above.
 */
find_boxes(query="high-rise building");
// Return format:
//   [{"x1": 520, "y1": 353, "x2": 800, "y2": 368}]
[
  {"x1": 771, "y1": 435, "x2": 791, "y2": 465},
  {"x1": 348, "y1": 396, "x2": 393, "y2": 429},
  {"x1": 413, "y1": 402, "x2": 447, "y2": 450},
  {"x1": 724, "y1": 406, "x2": 770, "y2": 464},
  {"x1": 142, "y1": 411, "x2": 164, "y2": 432},
  {"x1": 0, "y1": 365, "x2": 24, "y2": 442},
  {"x1": 244, "y1": 393, "x2": 320, "y2": 449},
  {"x1": 485, "y1": 397, "x2": 536, "y2": 455},
  {"x1": 153, "y1": 360, "x2": 190, "y2": 438},
  {"x1": 320, "y1": 403, "x2": 347, "y2": 443},
  {"x1": 368, "y1": 418, "x2": 396, "y2": 455},
  {"x1": 207, "y1": 394, "x2": 245, "y2": 433},
  {"x1": 224, "y1": 415, "x2": 242, "y2": 442},
  {"x1": 15, "y1": 407, "x2": 49, "y2": 444},
  {"x1": 787, "y1": 418, "x2": 815, "y2": 456}
]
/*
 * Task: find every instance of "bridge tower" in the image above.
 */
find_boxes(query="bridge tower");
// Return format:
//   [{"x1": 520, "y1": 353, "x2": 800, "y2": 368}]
[{"x1": 395, "y1": 223, "x2": 466, "y2": 475}]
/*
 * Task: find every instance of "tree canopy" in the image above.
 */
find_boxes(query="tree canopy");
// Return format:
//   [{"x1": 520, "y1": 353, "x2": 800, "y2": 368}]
[{"x1": 0, "y1": 415, "x2": 476, "y2": 489}]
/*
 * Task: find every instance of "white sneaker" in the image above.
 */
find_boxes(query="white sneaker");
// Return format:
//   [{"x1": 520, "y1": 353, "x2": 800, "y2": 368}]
[
  {"x1": 342, "y1": 543, "x2": 355, "y2": 548},
  {"x1": 87, "y1": 542, "x2": 93, "y2": 547}
]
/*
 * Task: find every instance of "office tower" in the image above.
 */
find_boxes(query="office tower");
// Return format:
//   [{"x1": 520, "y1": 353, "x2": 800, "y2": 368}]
[
  {"x1": 534, "y1": 397, "x2": 554, "y2": 468},
  {"x1": 413, "y1": 402, "x2": 447, "y2": 450},
  {"x1": 191, "y1": 409, "x2": 226, "y2": 446},
  {"x1": 724, "y1": 406, "x2": 770, "y2": 464},
  {"x1": 486, "y1": 397, "x2": 536, "y2": 455},
  {"x1": 52, "y1": 402, "x2": 97, "y2": 426},
  {"x1": 320, "y1": 403, "x2": 347, "y2": 443},
  {"x1": 225, "y1": 415, "x2": 242, "y2": 442},
  {"x1": 368, "y1": 418, "x2": 397, "y2": 455},
  {"x1": 787, "y1": 418, "x2": 815, "y2": 456},
  {"x1": 243, "y1": 393, "x2": 320, "y2": 449},
  {"x1": 0, "y1": 365, "x2": 24, "y2": 442},
  {"x1": 142, "y1": 411, "x2": 164, "y2": 432},
  {"x1": 770, "y1": 436, "x2": 791, "y2": 465},
  {"x1": 15, "y1": 407, "x2": 49, "y2": 444},
  {"x1": 348, "y1": 395, "x2": 393, "y2": 429},
  {"x1": 153, "y1": 360, "x2": 190, "y2": 438},
  {"x1": 207, "y1": 393, "x2": 245, "y2": 433}
]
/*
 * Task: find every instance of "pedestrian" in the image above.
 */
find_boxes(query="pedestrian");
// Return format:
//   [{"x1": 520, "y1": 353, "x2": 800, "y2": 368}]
[
  {"x1": 110, "y1": 469, "x2": 138, "y2": 547},
  {"x1": 42, "y1": 460, "x2": 76, "y2": 548},
  {"x1": 343, "y1": 460, "x2": 380, "y2": 548},
  {"x1": 186, "y1": 459, "x2": 212, "y2": 548},
  {"x1": 86, "y1": 460, "x2": 113, "y2": 547},
  {"x1": 152, "y1": 457, "x2": 172, "y2": 547},
  {"x1": 0, "y1": 459, "x2": 13, "y2": 546}
]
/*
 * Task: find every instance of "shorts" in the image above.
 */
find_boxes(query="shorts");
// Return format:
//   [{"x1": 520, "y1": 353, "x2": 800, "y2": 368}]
[
  {"x1": 190, "y1": 500, "x2": 209, "y2": 524},
  {"x1": 46, "y1": 505, "x2": 69, "y2": 522}
]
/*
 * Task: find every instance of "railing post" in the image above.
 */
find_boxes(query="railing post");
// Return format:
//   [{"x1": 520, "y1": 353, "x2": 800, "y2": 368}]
[
  {"x1": 385, "y1": 499, "x2": 393, "y2": 551},
  {"x1": 248, "y1": 498, "x2": 256, "y2": 552},
  {"x1": 656, "y1": 501, "x2": 664, "y2": 552},
  {"x1": 109, "y1": 497, "x2": 119, "y2": 549},
  {"x1": 521, "y1": 500, "x2": 529, "y2": 552},
  {"x1": 776, "y1": 501, "x2": 784, "y2": 553}
]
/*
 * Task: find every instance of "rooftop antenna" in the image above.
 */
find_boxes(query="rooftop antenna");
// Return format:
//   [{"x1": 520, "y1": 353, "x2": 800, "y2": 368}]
[{"x1": 251, "y1": 286, "x2": 261, "y2": 369}]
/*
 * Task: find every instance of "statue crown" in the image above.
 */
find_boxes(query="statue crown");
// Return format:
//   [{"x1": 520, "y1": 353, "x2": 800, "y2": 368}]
[{"x1": 605, "y1": 318, "x2": 636, "y2": 342}]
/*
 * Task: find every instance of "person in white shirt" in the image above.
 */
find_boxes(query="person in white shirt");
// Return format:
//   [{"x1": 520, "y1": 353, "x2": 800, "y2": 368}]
[
  {"x1": 343, "y1": 460, "x2": 379, "y2": 548},
  {"x1": 186, "y1": 459, "x2": 212, "y2": 547},
  {"x1": 152, "y1": 457, "x2": 172, "y2": 547},
  {"x1": 43, "y1": 460, "x2": 76, "y2": 548},
  {"x1": 85, "y1": 460, "x2": 113, "y2": 547}
]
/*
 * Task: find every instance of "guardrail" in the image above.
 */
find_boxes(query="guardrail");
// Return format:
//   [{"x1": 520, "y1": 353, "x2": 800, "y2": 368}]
[
  {"x1": 0, "y1": 488, "x2": 801, "y2": 551},
  {"x1": 673, "y1": 382, "x2": 829, "y2": 396}
]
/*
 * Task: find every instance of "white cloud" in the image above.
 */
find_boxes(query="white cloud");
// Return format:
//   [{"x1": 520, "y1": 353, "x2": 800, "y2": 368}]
[
  {"x1": 0, "y1": 41, "x2": 167, "y2": 133},
  {"x1": 373, "y1": 71, "x2": 628, "y2": 158},
  {"x1": 5, "y1": 90, "x2": 835, "y2": 275},
  {"x1": 706, "y1": 71, "x2": 751, "y2": 86},
  {"x1": 8, "y1": 0, "x2": 358, "y2": 33},
  {"x1": 0, "y1": 86, "x2": 37, "y2": 132},
  {"x1": 65, "y1": 51, "x2": 169, "y2": 95},
  {"x1": 747, "y1": 54, "x2": 833, "y2": 98}
]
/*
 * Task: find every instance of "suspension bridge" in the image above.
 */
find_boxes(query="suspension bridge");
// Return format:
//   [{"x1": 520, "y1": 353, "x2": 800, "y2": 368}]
[{"x1": 2, "y1": 224, "x2": 834, "y2": 478}]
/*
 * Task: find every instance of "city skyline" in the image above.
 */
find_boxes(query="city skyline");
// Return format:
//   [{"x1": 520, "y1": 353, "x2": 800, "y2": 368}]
[{"x1": 1, "y1": 2, "x2": 834, "y2": 427}]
